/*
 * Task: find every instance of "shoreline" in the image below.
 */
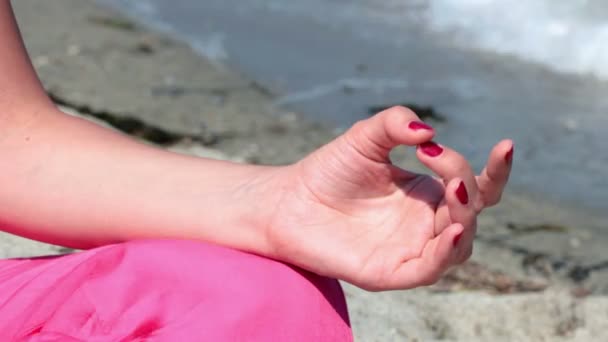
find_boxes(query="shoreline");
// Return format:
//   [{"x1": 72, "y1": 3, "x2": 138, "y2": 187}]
[
  {"x1": 95, "y1": 0, "x2": 608, "y2": 213},
  {"x1": 5, "y1": 0, "x2": 608, "y2": 340},
  {"x1": 37, "y1": 0, "x2": 608, "y2": 221}
]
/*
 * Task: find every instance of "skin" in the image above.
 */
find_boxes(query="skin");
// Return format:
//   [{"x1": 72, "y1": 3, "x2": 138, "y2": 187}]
[{"x1": 0, "y1": 0, "x2": 512, "y2": 291}]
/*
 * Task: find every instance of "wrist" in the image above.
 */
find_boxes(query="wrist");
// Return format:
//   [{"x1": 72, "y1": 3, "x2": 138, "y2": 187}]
[{"x1": 221, "y1": 163, "x2": 292, "y2": 257}]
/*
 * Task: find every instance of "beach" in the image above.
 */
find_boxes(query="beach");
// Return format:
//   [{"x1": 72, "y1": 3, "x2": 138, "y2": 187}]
[{"x1": 3, "y1": 0, "x2": 608, "y2": 340}]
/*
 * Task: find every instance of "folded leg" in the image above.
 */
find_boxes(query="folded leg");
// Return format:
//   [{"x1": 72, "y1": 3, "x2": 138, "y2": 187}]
[{"x1": 0, "y1": 239, "x2": 352, "y2": 341}]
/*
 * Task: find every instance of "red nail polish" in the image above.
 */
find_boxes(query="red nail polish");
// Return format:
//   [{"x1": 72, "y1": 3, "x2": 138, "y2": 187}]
[
  {"x1": 453, "y1": 233, "x2": 463, "y2": 247},
  {"x1": 456, "y1": 181, "x2": 469, "y2": 205},
  {"x1": 505, "y1": 147, "x2": 514, "y2": 164},
  {"x1": 419, "y1": 141, "x2": 443, "y2": 157},
  {"x1": 408, "y1": 121, "x2": 433, "y2": 131}
]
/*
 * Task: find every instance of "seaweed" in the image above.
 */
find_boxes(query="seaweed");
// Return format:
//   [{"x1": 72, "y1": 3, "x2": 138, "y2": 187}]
[
  {"x1": 432, "y1": 261, "x2": 548, "y2": 294},
  {"x1": 87, "y1": 15, "x2": 137, "y2": 32},
  {"x1": 506, "y1": 222, "x2": 569, "y2": 235},
  {"x1": 48, "y1": 91, "x2": 222, "y2": 146}
]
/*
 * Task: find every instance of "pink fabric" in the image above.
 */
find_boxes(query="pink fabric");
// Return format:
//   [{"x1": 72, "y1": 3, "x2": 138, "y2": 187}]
[{"x1": 0, "y1": 239, "x2": 352, "y2": 341}]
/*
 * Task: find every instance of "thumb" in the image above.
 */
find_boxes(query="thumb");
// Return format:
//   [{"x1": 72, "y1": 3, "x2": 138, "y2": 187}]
[{"x1": 343, "y1": 106, "x2": 435, "y2": 162}]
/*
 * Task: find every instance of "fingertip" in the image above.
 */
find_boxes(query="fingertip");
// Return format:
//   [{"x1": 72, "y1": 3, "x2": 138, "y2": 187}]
[
  {"x1": 405, "y1": 120, "x2": 436, "y2": 142},
  {"x1": 417, "y1": 140, "x2": 444, "y2": 158},
  {"x1": 448, "y1": 222, "x2": 465, "y2": 236},
  {"x1": 505, "y1": 146, "x2": 514, "y2": 164},
  {"x1": 377, "y1": 105, "x2": 417, "y2": 117},
  {"x1": 408, "y1": 121, "x2": 436, "y2": 142},
  {"x1": 455, "y1": 180, "x2": 469, "y2": 205},
  {"x1": 494, "y1": 139, "x2": 514, "y2": 164},
  {"x1": 445, "y1": 177, "x2": 468, "y2": 207},
  {"x1": 436, "y1": 223, "x2": 465, "y2": 261},
  {"x1": 381, "y1": 107, "x2": 436, "y2": 146},
  {"x1": 486, "y1": 139, "x2": 515, "y2": 178},
  {"x1": 379, "y1": 106, "x2": 419, "y2": 128},
  {"x1": 504, "y1": 140, "x2": 515, "y2": 165},
  {"x1": 436, "y1": 222, "x2": 463, "y2": 246},
  {"x1": 499, "y1": 138, "x2": 514, "y2": 146},
  {"x1": 407, "y1": 120, "x2": 434, "y2": 132}
]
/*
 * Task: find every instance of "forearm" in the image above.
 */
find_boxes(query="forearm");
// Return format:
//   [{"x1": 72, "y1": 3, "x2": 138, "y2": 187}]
[
  {"x1": 0, "y1": 0, "x2": 284, "y2": 254},
  {"x1": 1, "y1": 109, "x2": 283, "y2": 254}
]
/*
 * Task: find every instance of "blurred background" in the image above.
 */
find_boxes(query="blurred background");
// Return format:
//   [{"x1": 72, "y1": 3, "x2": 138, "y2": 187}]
[
  {"x1": 97, "y1": 0, "x2": 608, "y2": 213},
  {"x1": 7, "y1": 1, "x2": 608, "y2": 339}
]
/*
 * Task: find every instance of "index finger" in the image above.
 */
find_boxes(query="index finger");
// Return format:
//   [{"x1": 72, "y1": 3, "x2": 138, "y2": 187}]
[{"x1": 416, "y1": 141, "x2": 479, "y2": 202}]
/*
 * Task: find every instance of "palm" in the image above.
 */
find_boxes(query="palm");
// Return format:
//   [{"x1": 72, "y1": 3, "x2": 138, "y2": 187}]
[{"x1": 269, "y1": 134, "x2": 446, "y2": 289}]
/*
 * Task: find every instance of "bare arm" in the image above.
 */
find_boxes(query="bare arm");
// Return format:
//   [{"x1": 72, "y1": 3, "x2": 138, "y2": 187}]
[
  {"x1": 0, "y1": 1, "x2": 514, "y2": 290},
  {"x1": 0, "y1": 0, "x2": 280, "y2": 254}
]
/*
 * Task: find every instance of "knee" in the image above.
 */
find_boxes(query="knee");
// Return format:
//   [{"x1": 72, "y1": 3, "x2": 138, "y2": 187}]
[{"x1": 107, "y1": 239, "x2": 352, "y2": 340}]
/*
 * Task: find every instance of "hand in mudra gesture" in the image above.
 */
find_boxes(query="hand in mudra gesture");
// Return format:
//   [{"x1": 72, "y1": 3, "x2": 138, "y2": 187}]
[{"x1": 266, "y1": 107, "x2": 513, "y2": 291}]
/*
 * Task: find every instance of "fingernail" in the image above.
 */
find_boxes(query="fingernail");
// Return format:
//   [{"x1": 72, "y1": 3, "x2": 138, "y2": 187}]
[
  {"x1": 505, "y1": 146, "x2": 514, "y2": 164},
  {"x1": 456, "y1": 181, "x2": 469, "y2": 205},
  {"x1": 408, "y1": 121, "x2": 433, "y2": 131},
  {"x1": 419, "y1": 141, "x2": 443, "y2": 157},
  {"x1": 453, "y1": 233, "x2": 463, "y2": 247}
]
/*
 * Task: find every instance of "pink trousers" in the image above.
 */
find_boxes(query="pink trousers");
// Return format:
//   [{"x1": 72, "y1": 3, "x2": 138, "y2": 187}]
[{"x1": 0, "y1": 239, "x2": 352, "y2": 341}]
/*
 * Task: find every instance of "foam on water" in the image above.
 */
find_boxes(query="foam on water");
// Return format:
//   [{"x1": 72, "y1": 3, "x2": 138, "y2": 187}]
[
  {"x1": 242, "y1": 0, "x2": 608, "y2": 79},
  {"x1": 102, "y1": 0, "x2": 608, "y2": 79},
  {"x1": 426, "y1": 0, "x2": 608, "y2": 79}
]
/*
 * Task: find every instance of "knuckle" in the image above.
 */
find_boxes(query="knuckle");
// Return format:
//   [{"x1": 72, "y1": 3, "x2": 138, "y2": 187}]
[
  {"x1": 487, "y1": 166, "x2": 509, "y2": 183},
  {"x1": 455, "y1": 159, "x2": 475, "y2": 177},
  {"x1": 349, "y1": 118, "x2": 368, "y2": 135},
  {"x1": 386, "y1": 105, "x2": 415, "y2": 115},
  {"x1": 344, "y1": 120, "x2": 372, "y2": 148},
  {"x1": 380, "y1": 106, "x2": 418, "y2": 121}
]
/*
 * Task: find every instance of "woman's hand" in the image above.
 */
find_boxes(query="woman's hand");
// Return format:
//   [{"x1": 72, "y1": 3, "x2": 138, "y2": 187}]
[{"x1": 265, "y1": 106, "x2": 513, "y2": 291}]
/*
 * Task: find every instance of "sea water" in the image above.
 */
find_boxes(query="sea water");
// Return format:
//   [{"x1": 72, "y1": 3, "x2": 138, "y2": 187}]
[{"x1": 97, "y1": 0, "x2": 608, "y2": 214}]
